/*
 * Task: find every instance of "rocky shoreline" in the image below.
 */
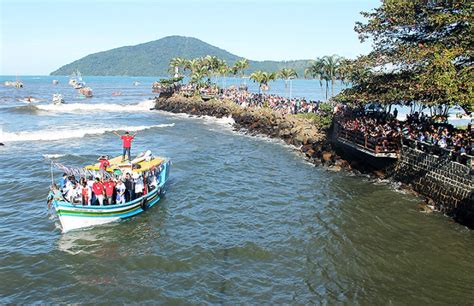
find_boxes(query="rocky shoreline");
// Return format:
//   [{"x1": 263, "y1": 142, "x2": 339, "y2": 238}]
[{"x1": 153, "y1": 95, "x2": 352, "y2": 170}]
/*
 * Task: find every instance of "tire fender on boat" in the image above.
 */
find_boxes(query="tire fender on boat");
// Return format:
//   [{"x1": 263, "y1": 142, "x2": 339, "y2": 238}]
[{"x1": 140, "y1": 198, "x2": 148, "y2": 211}]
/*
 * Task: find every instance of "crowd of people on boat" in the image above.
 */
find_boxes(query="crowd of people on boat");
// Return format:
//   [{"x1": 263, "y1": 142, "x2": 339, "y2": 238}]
[
  {"x1": 336, "y1": 105, "x2": 473, "y2": 156},
  {"x1": 49, "y1": 169, "x2": 158, "y2": 206}
]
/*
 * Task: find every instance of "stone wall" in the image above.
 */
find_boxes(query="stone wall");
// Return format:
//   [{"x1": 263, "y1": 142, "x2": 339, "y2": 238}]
[{"x1": 393, "y1": 145, "x2": 474, "y2": 226}]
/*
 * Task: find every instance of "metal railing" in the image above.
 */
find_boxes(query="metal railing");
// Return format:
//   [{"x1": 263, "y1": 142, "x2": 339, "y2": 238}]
[
  {"x1": 335, "y1": 123, "x2": 400, "y2": 155},
  {"x1": 402, "y1": 138, "x2": 473, "y2": 168}
]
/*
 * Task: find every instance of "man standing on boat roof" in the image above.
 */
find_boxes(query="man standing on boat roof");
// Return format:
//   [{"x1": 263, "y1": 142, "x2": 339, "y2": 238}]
[{"x1": 113, "y1": 130, "x2": 137, "y2": 162}]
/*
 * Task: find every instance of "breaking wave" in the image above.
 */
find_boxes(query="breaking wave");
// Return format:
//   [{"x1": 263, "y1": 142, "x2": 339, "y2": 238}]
[
  {"x1": 34, "y1": 99, "x2": 156, "y2": 113},
  {"x1": 0, "y1": 123, "x2": 174, "y2": 142}
]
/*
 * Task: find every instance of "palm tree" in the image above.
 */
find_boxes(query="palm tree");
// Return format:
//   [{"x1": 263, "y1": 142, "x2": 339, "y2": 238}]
[
  {"x1": 218, "y1": 61, "x2": 229, "y2": 89},
  {"x1": 320, "y1": 55, "x2": 343, "y2": 98},
  {"x1": 278, "y1": 68, "x2": 298, "y2": 98},
  {"x1": 234, "y1": 58, "x2": 249, "y2": 86},
  {"x1": 305, "y1": 58, "x2": 327, "y2": 100},
  {"x1": 169, "y1": 57, "x2": 187, "y2": 77},
  {"x1": 185, "y1": 58, "x2": 203, "y2": 74},
  {"x1": 190, "y1": 65, "x2": 209, "y2": 89},
  {"x1": 250, "y1": 70, "x2": 277, "y2": 94}
]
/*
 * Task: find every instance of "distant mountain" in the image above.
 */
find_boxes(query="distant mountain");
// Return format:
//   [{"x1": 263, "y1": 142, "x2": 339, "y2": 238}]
[{"x1": 50, "y1": 36, "x2": 310, "y2": 77}]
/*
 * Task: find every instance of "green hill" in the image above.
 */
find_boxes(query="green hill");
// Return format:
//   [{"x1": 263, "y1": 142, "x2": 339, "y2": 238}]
[{"x1": 50, "y1": 36, "x2": 310, "y2": 77}]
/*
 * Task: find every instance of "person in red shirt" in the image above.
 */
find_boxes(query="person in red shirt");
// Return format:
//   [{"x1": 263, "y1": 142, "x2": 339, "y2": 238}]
[
  {"x1": 103, "y1": 178, "x2": 116, "y2": 205},
  {"x1": 113, "y1": 131, "x2": 137, "y2": 162},
  {"x1": 92, "y1": 178, "x2": 105, "y2": 206},
  {"x1": 98, "y1": 156, "x2": 110, "y2": 170}
]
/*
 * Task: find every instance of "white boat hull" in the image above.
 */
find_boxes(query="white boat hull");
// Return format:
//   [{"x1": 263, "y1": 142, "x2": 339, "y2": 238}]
[{"x1": 58, "y1": 215, "x2": 120, "y2": 232}]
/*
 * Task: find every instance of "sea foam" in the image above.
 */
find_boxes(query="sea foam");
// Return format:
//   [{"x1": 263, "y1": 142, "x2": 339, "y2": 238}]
[
  {"x1": 35, "y1": 99, "x2": 155, "y2": 113},
  {"x1": 1, "y1": 123, "x2": 174, "y2": 142}
]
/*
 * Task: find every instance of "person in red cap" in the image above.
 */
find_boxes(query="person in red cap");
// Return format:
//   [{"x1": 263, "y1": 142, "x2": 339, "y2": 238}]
[{"x1": 113, "y1": 131, "x2": 137, "y2": 162}]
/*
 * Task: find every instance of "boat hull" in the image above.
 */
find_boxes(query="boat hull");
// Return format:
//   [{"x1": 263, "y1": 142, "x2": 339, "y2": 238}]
[{"x1": 53, "y1": 160, "x2": 170, "y2": 233}]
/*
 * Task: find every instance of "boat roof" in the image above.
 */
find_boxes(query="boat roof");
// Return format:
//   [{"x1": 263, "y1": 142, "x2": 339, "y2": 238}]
[{"x1": 84, "y1": 155, "x2": 164, "y2": 173}]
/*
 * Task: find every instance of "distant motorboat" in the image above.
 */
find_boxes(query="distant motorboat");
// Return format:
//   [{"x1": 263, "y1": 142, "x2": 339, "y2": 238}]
[
  {"x1": 4, "y1": 80, "x2": 24, "y2": 88},
  {"x1": 133, "y1": 81, "x2": 140, "y2": 86},
  {"x1": 78, "y1": 87, "x2": 93, "y2": 98},
  {"x1": 52, "y1": 94, "x2": 65, "y2": 105},
  {"x1": 52, "y1": 80, "x2": 59, "y2": 85}
]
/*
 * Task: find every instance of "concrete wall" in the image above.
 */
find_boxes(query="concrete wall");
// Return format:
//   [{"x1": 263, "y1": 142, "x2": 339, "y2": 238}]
[{"x1": 394, "y1": 145, "x2": 474, "y2": 225}]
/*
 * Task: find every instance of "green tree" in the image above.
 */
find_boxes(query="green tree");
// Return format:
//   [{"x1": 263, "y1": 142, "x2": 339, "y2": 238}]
[
  {"x1": 278, "y1": 68, "x2": 298, "y2": 98},
  {"x1": 190, "y1": 65, "x2": 209, "y2": 89},
  {"x1": 234, "y1": 59, "x2": 249, "y2": 86},
  {"x1": 321, "y1": 55, "x2": 343, "y2": 98},
  {"x1": 250, "y1": 70, "x2": 277, "y2": 94},
  {"x1": 169, "y1": 57, "x2": 187, "y2": 77},
  {"x1": 338, "y1": 0, "x2": 473, "y2": 113},
  {"x1": 305, "y1": 58, "x2": 328, "y2": 100}
]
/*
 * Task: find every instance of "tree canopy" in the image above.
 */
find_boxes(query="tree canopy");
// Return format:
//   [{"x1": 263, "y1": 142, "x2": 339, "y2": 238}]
[{"x1": 336, "y1": 0, "x2": 473, "y2": 113}]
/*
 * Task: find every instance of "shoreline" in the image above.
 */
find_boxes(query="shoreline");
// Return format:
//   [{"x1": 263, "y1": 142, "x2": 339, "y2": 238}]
[
  {"x1": 153, "y1": 94, "x2": 346, "y2": 168},
  {"x1": 153, "y1": 94, "x2": 474, "y2": 228}
]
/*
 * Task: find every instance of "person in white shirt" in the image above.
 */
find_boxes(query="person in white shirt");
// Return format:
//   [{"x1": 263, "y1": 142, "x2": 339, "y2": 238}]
[
  {"x1": 134, "y1": 174, "x2": 144, "y2": 199},
  {"x1": 116, "y1": 180, "x2": 126, "y2": 204}
]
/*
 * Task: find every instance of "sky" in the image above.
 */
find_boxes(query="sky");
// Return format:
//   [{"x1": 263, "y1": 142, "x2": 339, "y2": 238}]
[{"x1": 0, "y1": 0, "x2": 380, "y2": 75}]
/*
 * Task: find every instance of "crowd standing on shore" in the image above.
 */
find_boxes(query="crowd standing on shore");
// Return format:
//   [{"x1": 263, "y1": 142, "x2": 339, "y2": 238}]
[
  {"x1": 219, "y1": 88, "x2": 320, "y2": 114},
  {"x1": 172, "y1": 83, "x2": 472, "y2": 158},
  {"x1": 336, "y1": 105, "x2": 473, "y2": 156}
]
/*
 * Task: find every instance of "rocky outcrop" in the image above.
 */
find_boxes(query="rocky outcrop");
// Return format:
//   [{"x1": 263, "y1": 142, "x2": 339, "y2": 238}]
[{"x1": 153, "y1": 95, "x2": 343, "y2": 168}]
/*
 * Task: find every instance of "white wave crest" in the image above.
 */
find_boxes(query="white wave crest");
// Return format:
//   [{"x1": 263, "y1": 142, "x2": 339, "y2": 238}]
[
  {"x1": 35, "y1": 99, "x2": 155, "y2": 113},
  {"x1": 1, "y1": 123, "x2": 174, "y2": 142},
  {"x1": 42, "y1": 154, "x2": 66, "y2": 159}
]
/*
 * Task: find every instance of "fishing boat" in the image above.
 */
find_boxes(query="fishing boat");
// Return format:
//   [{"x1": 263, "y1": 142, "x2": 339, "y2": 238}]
[
  {"x1": 69, "y1": 69, "x2": 85, "y2": 89},
  {"x1": 52, "y1": 93, "x2": 65, "y2": 105},
  {"x1": 49, "y1": 153, "x2": 171, "y2": 233}
]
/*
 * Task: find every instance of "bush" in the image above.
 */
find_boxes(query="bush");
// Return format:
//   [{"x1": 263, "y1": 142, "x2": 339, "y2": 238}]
[{"x1": 295, "y1": 109, "x2": 333, "y2": 130}]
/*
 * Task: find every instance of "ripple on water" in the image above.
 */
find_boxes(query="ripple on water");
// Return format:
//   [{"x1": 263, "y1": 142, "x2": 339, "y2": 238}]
[{"x1": 1, "y1": 87, "x2": 474, "y2": 303}]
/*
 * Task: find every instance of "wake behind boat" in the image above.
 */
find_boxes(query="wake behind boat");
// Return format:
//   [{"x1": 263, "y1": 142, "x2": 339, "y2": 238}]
[{"x1": 48, "y1": 151, "x2": 171, "y2": 233}]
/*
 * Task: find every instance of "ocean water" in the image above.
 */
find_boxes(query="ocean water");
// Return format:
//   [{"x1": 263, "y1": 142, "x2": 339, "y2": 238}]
[{"x1": 0, "y1": 76, "x2": 473, "y2": 304}]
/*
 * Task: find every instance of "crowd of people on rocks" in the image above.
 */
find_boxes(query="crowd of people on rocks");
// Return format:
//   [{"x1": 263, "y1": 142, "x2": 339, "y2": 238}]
[
  {"x1": 48, "y1": 169, "x2": 158, "y2": 206},
  {"x1": 218, "y1": 88, "x2": 321, "y2": 114},
  {"x1": 335, "y1": 105, "x2": 473, "y2": 157}
]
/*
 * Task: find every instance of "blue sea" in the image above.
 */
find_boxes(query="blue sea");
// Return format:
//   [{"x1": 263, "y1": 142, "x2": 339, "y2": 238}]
[{"x1": 0, "y1": 75, "x2": 473, "y2": 304}]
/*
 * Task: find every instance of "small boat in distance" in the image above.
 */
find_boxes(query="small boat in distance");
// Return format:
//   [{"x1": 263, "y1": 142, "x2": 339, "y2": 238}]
[
  {"x1": 4, "y1": 80, "x2": 24, "y2": 88},
  {"x1": 52, "y1": 93, "x2": 65, "y2": 105},
  {"x1": 48, "y1": 153, "x2": 171, "y2": 233},
  {"x1": 52, "y1": 80, "x2": 59, "y2": 85},
  {"x1": 78, "y1": 87, "x2": 93, "y2": 98},
  {"x1": 69, "y1": 69, "x2": 85, "y2": 89},
  {"x1": 133, "y1": 81, "x2": 140, "y2": 86}
]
